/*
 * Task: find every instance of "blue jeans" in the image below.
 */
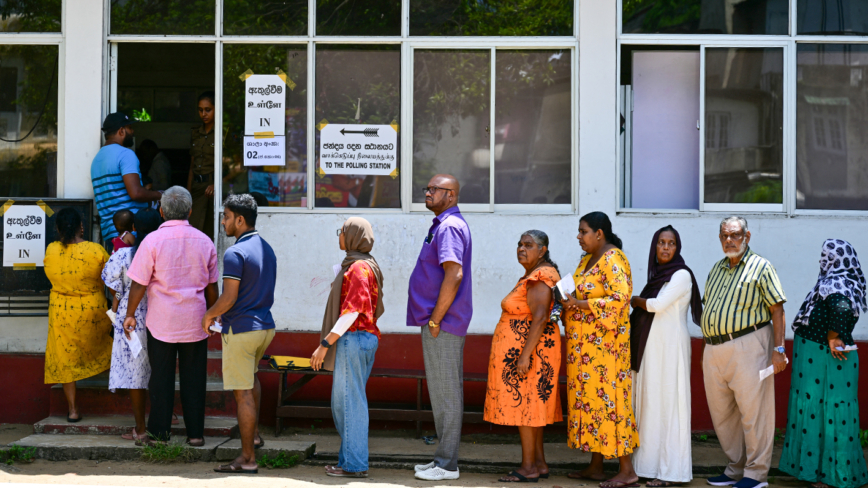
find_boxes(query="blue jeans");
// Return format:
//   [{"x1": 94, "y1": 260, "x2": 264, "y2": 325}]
[{"x1": 332, "y1": 331, "x2": 378, "y2": 472}]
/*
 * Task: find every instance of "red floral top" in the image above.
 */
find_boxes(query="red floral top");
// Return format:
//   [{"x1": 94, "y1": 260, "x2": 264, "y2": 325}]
[{"x1": 340, "y1": 261, "x2": 381, "y2": 338}]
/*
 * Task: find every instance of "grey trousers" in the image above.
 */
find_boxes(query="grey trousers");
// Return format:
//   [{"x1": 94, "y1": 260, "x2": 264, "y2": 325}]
[
  {"x1": 702, "y1": 325, "x2": 775, "y2": 482},
  {"x1": 421, "y1": 326, "x2": 465, "y2": 471}
]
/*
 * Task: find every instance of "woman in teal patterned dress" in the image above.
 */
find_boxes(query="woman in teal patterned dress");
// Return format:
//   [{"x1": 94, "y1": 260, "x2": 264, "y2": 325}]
[{"x1": 779, "y1": 239, "x2": 868, "y2": 488}]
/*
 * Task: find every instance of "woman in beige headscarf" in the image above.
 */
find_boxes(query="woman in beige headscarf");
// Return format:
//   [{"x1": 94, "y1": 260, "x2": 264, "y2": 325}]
[{"x1": 311, "y1": 217, "x2": 385, "y2": 478}]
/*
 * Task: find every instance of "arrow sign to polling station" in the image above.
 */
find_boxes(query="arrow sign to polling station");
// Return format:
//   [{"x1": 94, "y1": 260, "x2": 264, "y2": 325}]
[{"x1": 320, "y1": 123, "x2": 397, "y2": 176}]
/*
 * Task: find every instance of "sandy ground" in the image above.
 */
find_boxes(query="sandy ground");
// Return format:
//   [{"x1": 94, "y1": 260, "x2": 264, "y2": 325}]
[{"x1": 0, "y1": 461, "x2": 808, "y2": 488}]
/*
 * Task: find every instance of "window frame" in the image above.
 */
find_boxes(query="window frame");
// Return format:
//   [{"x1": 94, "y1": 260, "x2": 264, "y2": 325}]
[
  {"x1": 104, "y1": 0, "x2": 579, "y2": 218},
  {"x1": 616, "y1": 0, "x2": 868, "y2": 217}
]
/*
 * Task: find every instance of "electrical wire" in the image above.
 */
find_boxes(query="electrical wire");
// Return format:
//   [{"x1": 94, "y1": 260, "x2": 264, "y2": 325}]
[{"x1": 0, "y1": 52, "x2": 58, "y2": 143}]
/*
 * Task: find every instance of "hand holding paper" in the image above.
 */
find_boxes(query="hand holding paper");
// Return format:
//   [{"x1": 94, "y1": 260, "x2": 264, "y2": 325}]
[
  {"x1": 759, "y1": 356, "x2": 789, "y2": 382},
  {"x1": 124, "y1": 332, "x2": 143, "y2": 358}
]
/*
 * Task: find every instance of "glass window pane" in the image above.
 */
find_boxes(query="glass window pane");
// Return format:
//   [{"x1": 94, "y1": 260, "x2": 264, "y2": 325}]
[
  {"x1": 111, "y1": 0, "x2": 215, "y2": 35},
  {"x1": 315, "y1": 46, "x2": 400, "y2": 208},
  {"x1": 798, "y1": 0, "x2": 868, "y2": 35},
  {"x1": 704, "y1": 48, "x2": 783, "y2": 205},
  {"x1": 0, "y1": 0, "x2": 61, "y2": 32},
  {"x1": 796, "y1": 44, "x2": 868, "y2": 210},
  {"x1": 623, "y1": 0, "x2": 788, "y2": 35},
  {"x1": 413, "y1": 50, "x2": 490, "y2": 205},
  {"x1": 0, "y1": 45, "x2": 58, "y2": 198},
  {"x1": 494, "y1": 50, "x2": 571, "y2": 204},
  {"x1": 410, "y1": 0, "x2": 573, "y2": 36},
  {"x1": 223, "y1": 0, "x2": 307, "y2": 36},
  {"x1": 316, "y1": 0, "x2": 400, "y2": 36},
  {"x1": 222, "y1": 45, "x2": 308, "y2": 207}
]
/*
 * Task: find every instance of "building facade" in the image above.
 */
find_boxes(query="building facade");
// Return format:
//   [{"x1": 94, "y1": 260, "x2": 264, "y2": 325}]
[{"x1": 0, "y1": 0, "x2": 866, "y2": 429}]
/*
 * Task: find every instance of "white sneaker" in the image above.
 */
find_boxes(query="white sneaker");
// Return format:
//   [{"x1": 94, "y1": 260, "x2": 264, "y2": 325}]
[
  {"x1": 415, "y1": 466, "x2": 460, "y2": 481},
  {"x1": 414, "y1": 461, "x2": 436, "y2": 473}
]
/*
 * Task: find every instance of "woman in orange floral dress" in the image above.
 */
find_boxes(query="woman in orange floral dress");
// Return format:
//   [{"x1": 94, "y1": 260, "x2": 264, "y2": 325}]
[
  {"x1": 561, "y1": 212, "x2": 639, "y2": 488},
  {"x1": 485, "y1": 230, "x2": 562, "y2": 482}
]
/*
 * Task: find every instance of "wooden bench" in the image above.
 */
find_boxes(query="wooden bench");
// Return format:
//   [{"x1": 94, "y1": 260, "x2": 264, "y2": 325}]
[{"x1": 259, "y1": 366, "x2": 566, "y2": 437}]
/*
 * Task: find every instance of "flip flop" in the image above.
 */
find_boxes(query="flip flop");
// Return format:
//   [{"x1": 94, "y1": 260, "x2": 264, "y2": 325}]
[
  {"x1": 499, "y1": 471, "x2": 540, "y2": 483},
  {"x1": 325, "y1": 465, "x2": 368, "y2": 478},
  {"x1": 539, "y1": 473, "x2": 550, "y2": 479},
  {"x1": 185, "y1": 438, "x2": 205, "y2": 447},
  {"x1": 254, "y1": 435, "x2": 265, "y2": 450},
  {"x1": 67, "y1": 414, "x2": 82, "y2": 423},
  {"x1": 121, "y1": 428, "x2": 146, "y2": 441},
  {"x1": 214, "y1": 464, "x2": 258, "y2": 474},
  {"x1": 600, "y1": 481, "x2": 641, "y2": 488}
]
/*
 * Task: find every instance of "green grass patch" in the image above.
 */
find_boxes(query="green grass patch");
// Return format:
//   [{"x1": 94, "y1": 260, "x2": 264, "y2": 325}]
[
  {"x1": 139, "y1": 441, "x2": 197, "y2": 464},
  {"x1": 257, "y1": 452, "x2": 299, "y2": 469},
  {"x1": 4, "y1": 444, "x2": 36, "y2": 465}
]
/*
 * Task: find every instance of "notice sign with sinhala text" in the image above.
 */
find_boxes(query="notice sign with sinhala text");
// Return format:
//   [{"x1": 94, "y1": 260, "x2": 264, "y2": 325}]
[
  {"x1": 319, "y1": 124, "x2": 397, "y2": 175},
  {"x1": 244, "y1": 74, "x2": 286, "y2": 166},
  {"x1": 3, "y1": 205, "x2": 45, "y2": 267}
]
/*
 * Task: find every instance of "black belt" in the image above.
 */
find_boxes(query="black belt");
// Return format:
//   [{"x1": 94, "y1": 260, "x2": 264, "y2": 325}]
[
  {"x1": 704, "y1": 321, "x2": 770, "y2": 346},
  {"x1": 193, "y1": 173, "x2": 213, "y2": 184}
]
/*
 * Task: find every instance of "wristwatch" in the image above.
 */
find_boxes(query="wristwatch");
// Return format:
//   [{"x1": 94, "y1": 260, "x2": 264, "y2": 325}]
[
  {"x1": 428, "y1": 320, "x2": 440, "y2": 328},
  {"x1": 774, "y1": 346, "x2": 786, "y2": 355},
  {"x1": 320, "y1": 339, "x2": 332, "y2": 348}
]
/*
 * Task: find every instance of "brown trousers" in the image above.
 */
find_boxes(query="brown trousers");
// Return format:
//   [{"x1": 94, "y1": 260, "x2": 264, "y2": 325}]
[
  {"x1": 702, "y1": 325, "x2": 775, "y2": 482},
  {"x1": 189, "y1": 179, "x2": 214, "y2": 240}
]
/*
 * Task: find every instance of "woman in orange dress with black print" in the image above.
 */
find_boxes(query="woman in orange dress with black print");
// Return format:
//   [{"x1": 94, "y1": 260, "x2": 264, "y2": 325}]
[
  {"x1": 485, "y1": 230, "x2": 562, "y2": 483},
  {"x1": 561, "y1": 212, "x2": 639, "y2": 488}
]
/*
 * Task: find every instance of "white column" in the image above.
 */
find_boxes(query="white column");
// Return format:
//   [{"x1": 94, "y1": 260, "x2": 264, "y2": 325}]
[
  {"x1": 578, "y1": 0, "x2": 618, "y2": 216},
  {"x1": 60, "y1": 0, "x2": 105, "y2": 198}
]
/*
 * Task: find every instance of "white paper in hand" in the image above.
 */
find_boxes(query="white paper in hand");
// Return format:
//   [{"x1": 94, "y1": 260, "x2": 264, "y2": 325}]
[
  {"x1": 759, "y1": 356, "x2": 789, "y2": 381},
  {"x1": 125, "y1": 332, "x2": 143, "y2": 358},
  {"x1": 210, "y1": 320, "x2": 223, "y2": 334},
  {"x1": 835, "y1": 345, "x2": 858, "y2": 352},
  {"x1": 106, "y1": 309, "x2": 117, "y2": 324},
  {"x1": 555, "y1": 276, "x2": 576, "y2": 297}
]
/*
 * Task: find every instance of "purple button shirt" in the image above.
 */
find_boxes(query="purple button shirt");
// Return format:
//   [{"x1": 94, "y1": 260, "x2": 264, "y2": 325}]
[{"x1": 406, "y1": 206, "x2": 473, "y2": 336}]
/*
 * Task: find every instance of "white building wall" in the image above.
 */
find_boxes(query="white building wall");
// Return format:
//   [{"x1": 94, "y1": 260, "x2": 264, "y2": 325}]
[{"x1": 2, "y1": 0, "x2": 866, "y2": 354}]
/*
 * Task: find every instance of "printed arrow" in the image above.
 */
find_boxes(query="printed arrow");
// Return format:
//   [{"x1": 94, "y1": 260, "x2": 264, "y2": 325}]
[{"x1": 340, "y1": 128, "x2": 379, "y2": 137}]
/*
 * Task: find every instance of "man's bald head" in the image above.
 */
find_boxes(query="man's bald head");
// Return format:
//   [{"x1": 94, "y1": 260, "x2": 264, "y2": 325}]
[{"x1": 425, "y1": 174, "x2": 460, "y2": 215}]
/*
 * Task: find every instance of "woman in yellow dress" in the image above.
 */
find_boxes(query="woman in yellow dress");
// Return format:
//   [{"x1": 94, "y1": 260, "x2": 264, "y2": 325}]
[
  {"x1": 561, "y1": 212, "x2": 639, "y2": 488},
  {"x1": 43, "y1": 208, "x2": 113, "y2": 422}
]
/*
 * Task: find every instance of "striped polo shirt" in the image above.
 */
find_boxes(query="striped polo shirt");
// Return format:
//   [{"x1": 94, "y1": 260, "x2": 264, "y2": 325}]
[
  {"x1": 90, "y1": 144, "x2": 147, "y2": 241},
  {"x1": 701, "y1": 248, "x2": 786, "y2": 338}
]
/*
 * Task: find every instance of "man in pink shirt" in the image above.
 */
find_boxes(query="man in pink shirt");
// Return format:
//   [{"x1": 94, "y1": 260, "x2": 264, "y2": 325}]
[{"x1": 124, "y1": 186, "x2": 219, "y2": 445}]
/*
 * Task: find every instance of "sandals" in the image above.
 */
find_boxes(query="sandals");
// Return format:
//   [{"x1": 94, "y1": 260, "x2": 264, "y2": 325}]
[
  {"x1": 600, "y1": 480, "x2": 641, "y2": 488},
  {"x1": 325, "y1": 465, "x2": 368, "y2": 478},
  {"x1": 499, "y1": 471, "x2": 540, "y2": 483},
  {"x1": 254, "y1": 435, "x2": 265, "y2": 450},
  {"x1": 185, "y1": 438, "x2": 205, "y2": 447},
  {"x1": 67, "y1": 414, "x2": 82, "y2": 423},
  {"x1": 214, "y1": 463, "x2": 258, "y2": 474},
  {"x1": 121, "y1": 428, "x2": 147, "y2": 441}
]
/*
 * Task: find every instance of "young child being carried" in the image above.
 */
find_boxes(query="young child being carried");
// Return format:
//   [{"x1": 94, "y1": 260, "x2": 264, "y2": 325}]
[{"x1": 111, "y1": 209, "x2": 136, "y2": 253}]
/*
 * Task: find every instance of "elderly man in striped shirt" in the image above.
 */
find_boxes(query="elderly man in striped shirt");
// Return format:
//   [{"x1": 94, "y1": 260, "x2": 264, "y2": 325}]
[{"x1": 701, "y1": 216, "x2": 787, "y2": 488}]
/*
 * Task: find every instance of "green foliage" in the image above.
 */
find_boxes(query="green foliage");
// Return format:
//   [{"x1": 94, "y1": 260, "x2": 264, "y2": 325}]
[
  {"x1": 411, "y1": 0, "x2": 573, "y2": 36},
  {"x1": 257, "y1": 452, "x2": 299, "y2": 469},
  {"x1": 317, "y1": 0, "x2": 401, "y2": 36},
  {"x1": 860, "y1": 429, "x2": 868, "y2": 448},
  {"x1": 139, "y1": 441, "x2": 196, "y2": 464},
  {"x1": 733, "y1": 180, "x2": 783, "y2": 204},
  {"x1": 133, "y1": 107, "x2": 152, "y2": 122},
  {"x1": 110, "y1": 0, "x2": 214, "y2": 35},
  {"x1": 0, "y1": 0, "x2": 61, "y2": 32},
  {"x1": 223, "y1": 0, "x2": 307, "y2": 36},
  {"x1": 4, "y1": 445, "x2": 36, "y2": 465},
  {"x1": 623, "y1": 0, "x2": 700, "y2": 33}
]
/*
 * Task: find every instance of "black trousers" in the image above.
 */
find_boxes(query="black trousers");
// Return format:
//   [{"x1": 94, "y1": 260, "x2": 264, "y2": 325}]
[{"x1": 146, "y1": 330, "x2": 207, "y2": 441}]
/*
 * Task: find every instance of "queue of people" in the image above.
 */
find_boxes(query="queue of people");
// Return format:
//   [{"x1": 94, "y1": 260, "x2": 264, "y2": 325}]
[{"x1": 46, "y1": 159, "x2": 865, "y2": 487}]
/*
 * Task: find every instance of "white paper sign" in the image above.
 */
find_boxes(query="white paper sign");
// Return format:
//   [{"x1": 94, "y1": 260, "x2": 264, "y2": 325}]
[
  {"x1": 243, "y1": 136, "x2": 285, "y2": 166},
  {"x1": 3, "y1": 205, "x2": 45, "y2": 267},
  {"x1": 244, "y1": 75, "x2": 286, "y2": 136},
  {"x1": 319, "y1": 124, "x2": 397, "y2": 175},
  {"x1": 124, "y1": 332, "x2": 143, "y2": 358}
]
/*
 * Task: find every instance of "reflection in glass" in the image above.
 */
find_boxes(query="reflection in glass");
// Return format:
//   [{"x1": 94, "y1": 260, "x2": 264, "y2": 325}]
[
  {"x1": 410, "y1": 0, "x2": 572, "y2": 36},
  {"x1": 0, "y1": 0, "x2": 61, "y2": 32},
  {"x1": 494, "y1": 51, "x2": 571, "y2": 204},
  {"x1": 623, "y1": 0, "x2": 788, "y2": 35},
  {"x1": 704, "y1": 48, "x2": 783, "y2": 205},
  {"x1": 413, "y1": 50, "x2": 490, "y2": 205},
  {"x1": 0, "y1": 45, "x2": 58, "y2": 198},
  {"x1": 111, "y1": 0, "x2": 214, "y2": 35},
  {"x1": 316, "y1": 0, "x2": 400, "y2": 36},
  {"x1": 315, "y1": 46, "x2": 400, "y2": 208},
  {"x1": 798, "y1": 0, "x2": 868, "y2": 35},
  {"x1": 222, "y1": 45, "x2": 307, "y2": 207},
  {"x1": 223, "y1": 0, "x2": 307, "y2": 36},
  {"x1": 796, "y1": 44, "x2": 868, "y2": 210}
]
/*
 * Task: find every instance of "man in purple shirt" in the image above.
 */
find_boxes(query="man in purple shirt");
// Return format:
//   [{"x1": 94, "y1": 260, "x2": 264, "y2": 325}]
[{"x1": 407, "y1": 174, "x2": 472, "y2": 481}]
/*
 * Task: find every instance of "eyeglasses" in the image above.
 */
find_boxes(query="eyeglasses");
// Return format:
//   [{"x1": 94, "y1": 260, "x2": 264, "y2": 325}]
[
  {"x1": 336, "y1": 229, "x2": 342, "y2": 236},
  {"x1": 720, "y1": 232, "x2": 745, "y2": 241},
  {"x1": 422, "y1": 186, "x2": 454, "y2": 195}
]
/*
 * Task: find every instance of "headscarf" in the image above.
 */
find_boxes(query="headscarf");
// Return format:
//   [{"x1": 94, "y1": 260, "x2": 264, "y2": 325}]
[
  {"x1": 629, "y1": 226, "x2": 702, "y2": 372},
  {"x1": 792, "y1": 238, "x2": 867, "y2": 332},
  {"x1": 319, "y1": 217, "x2": 385, "y2": 371}
]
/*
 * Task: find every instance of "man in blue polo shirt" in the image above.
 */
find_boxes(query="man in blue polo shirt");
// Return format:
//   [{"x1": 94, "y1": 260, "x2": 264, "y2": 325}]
[
  {"x1": 202, "y1": 193, "x2": 276, "y2": 474},
  {"x1": 90, "y1": 112, "x2": 162, "y2": 249}
]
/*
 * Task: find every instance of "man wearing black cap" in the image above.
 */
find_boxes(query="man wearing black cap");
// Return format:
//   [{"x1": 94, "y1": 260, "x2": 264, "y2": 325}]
[{"x1": 90, "y1": 112, "x2": 163, "y2": 250}]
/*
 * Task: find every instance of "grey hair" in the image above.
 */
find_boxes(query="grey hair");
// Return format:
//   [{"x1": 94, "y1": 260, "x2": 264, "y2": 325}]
[
  {"x1": 161, "y1": 186, "x2": 193, "y2": 221},
  {"x1": 720, "y1": 215, "x2": 748, "y2": 233},
  {"x1": 521, "y1": 229, "x2": 559, "y2": 273}
]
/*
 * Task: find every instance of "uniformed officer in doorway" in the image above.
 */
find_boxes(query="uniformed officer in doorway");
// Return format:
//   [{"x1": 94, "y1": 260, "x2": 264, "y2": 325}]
[{"x1": 188, "y1": 91, "x2": 216, "y2": 240}]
